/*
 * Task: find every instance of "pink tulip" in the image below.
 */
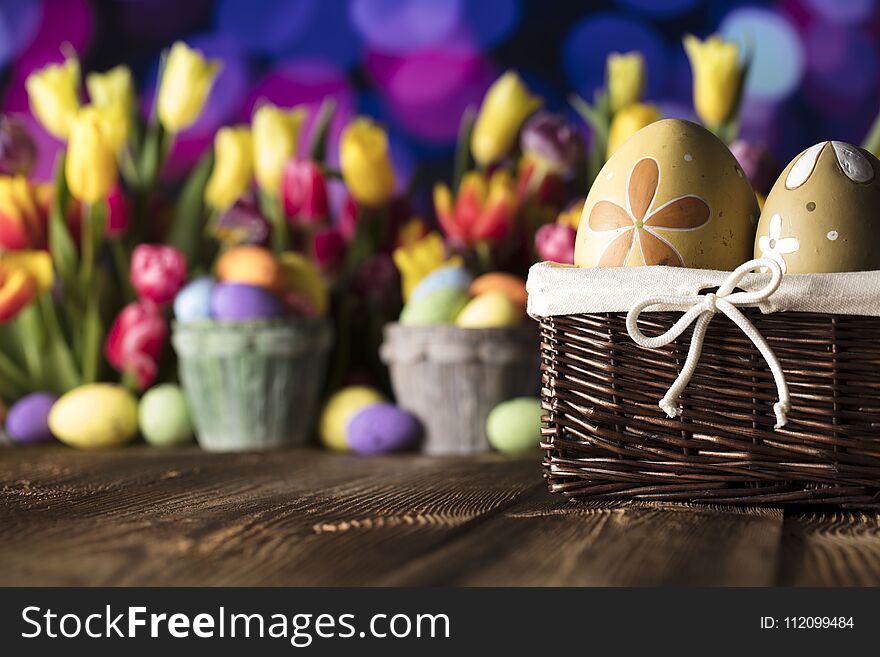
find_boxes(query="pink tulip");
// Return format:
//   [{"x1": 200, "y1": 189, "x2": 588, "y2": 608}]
[
  {"x1": 130, "y1": 244, "x2": 187, "y2": 305},
  {"x1": 104, "y1": 300, "x2": 167, "y2": 391},
  {"x1": 535, "y1": 223, "x2": 577, "y2": 264},
  {"x1": 282, "y1": 160, "x2": 329, "y2": 226},
  {"x1": 105, "y1": 185, "x2": 130, "y2": 238},
  {"x1": 312, "y1": 226, "x2": 346, "y2": 272}
]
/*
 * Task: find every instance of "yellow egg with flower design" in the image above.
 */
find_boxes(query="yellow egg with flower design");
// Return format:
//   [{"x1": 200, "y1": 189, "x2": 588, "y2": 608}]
[{"x1": 574, "y1": 119, "x2": 758, "y2": 270}]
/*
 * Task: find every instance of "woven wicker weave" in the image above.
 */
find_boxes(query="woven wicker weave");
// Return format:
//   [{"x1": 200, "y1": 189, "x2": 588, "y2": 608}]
[{"x1": 539, "y1": 310, "x2": 880, "y2": 507}]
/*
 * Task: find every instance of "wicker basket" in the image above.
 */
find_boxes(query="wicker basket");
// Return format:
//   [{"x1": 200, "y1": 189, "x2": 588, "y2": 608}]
[
  {"x1": 172, "y1": 317, "x2": 332, "y2": 452},
  {"x1": 381, "y1": 323, "x2": 540, "y2": 454},
  {"x1": 528, "y1": 261, "x2": 880, "y2": 507}
]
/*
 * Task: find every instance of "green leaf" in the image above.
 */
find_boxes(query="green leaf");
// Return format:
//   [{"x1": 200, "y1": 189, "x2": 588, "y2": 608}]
[
  {"x1": 308, "y1": 97, "x2": 337, "y2": 163},
  {"x1": 38, "y1": 295, "x2": 81, "y2": 393},
  {"x1": 453, "y1": 106, "x2": 476, "y2": 192},
  {"x1": 48, "y1": 152, "x2": 79, "y2": 301},
  {"x1": 16, "y1": 304, "x2": 45, "y2": 389},
  {"x1": 0, "y1": 349, "x2": 31, "y2": 398},
  {"x1": 168, "y1": 148, "x2": 214, "y2": 266}
]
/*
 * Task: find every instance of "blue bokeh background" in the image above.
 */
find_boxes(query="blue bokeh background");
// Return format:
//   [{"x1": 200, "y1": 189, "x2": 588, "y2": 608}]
[{"x1": 2, "y1": 0, "x2": 878, "y2": 187}]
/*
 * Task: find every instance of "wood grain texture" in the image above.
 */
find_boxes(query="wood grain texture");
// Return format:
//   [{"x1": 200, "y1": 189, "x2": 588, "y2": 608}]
[
  {"x1": 385, "y1": 494, "x2": 784, "y2": 586},
  {"x1": 778, "y1": 511, "x2": 880, "y2": 586},
  {"x1": 1, "y1": 446, "x2": 879, "y2": 586}
]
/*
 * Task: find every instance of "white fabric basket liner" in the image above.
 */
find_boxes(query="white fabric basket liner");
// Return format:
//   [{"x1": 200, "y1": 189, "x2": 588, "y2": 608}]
[{"x1": 527, "y1": 261, "x2": 880, "y2": 318}]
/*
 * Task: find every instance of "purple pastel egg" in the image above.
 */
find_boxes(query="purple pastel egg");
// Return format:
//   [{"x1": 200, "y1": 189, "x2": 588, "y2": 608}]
[
  {"x1": 211, "y1": 283, "x2": 286, "y2": 321},
  {"x1": 347, "y1": 403, "x2": 422, "y2": 455},
  {"x1": 6, "y1": 392, "x2": 58, "y2": 444}
]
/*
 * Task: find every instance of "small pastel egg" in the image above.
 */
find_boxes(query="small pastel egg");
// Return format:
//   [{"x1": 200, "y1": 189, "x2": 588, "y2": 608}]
[
  {"x1": 139, "y1": 384, "x2": 193, "y2": 447},
  {"x1": 455, "y1": 292, "x2": 523, "y2": 328},
  {"x1": 279, "y1": 252, "x2": 328, "y2": 316},
  {"x1": 211, "y1": 283, "x2": 286, "y2": 321},
  {"x1": 49, "y1": 384, "x2": 138, "y2": 449},
  {"x1": 5, "y1": 392, "x2": 57, "y2": 444},
  {"x1": 347, "y1": 403, "x2": 422, "y2": 455},
  {"x1": 173, "y1": 277, "x2": 215, "y2": 323},
  {"x1": 319, "y1": 386, "x2": 385, "y2": 451},
  {"x1": 469, "y1": 273, "x2": 528, "y2": 309},
  {"x1": 486, "y1": 397, "x2": 543, "y2": 453},
  {"x1": 409, "y1": 266, "x2": 473, "y2": 302},
  {"x1": 217, "y1": 246, "x2": 284, "y2": 291},
  {"x1": 400, "y1": 287, "x2": 470, "y2": 326}
]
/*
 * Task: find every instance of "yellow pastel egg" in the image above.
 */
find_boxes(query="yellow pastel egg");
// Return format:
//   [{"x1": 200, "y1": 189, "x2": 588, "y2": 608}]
[
  {"x1": 279, "y1": 251, "x2": 329, "y2": 316},
  {"x1": 49, "y1": 384, "x2": 139, "y2": 449},
  {"x1": 575, "y1": 119, "x2": 759, "y2": 270},
  {"x1": 455, "y1": 292, "x2": 523, "y2": 328},
  {"x1": 217, "y1": 245, "x2": 285, "y2": 291},
  {"x1": 755, "y1": 141, "x2": 880, "y2": 273},
  {"x1": 319, "y1": 386, "x2": 385, "y2": 451},
  {"x1": 469, "y1": 273, "x2": 528, "y2": 309}
]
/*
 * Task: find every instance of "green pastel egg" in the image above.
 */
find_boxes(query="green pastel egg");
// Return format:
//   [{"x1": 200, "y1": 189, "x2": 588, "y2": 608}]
[
  {"x1": 455, "y1": 292, "x2": 523, "y2": 328},
  {"x1": 486, "y1": 397, "x2": 543, "y2": 453},
  {"x1": 400, "y1": 286, "x2": 469, "y2": 326},
  {"x1": 139, "y1": 384, "x2": 194, "y2": 447},
  {"x1": 49, "y1": 384, "x2": 139, "y2": 449}
]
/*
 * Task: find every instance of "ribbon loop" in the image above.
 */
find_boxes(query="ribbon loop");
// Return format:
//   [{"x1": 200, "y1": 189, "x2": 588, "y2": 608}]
[{"x1": 625, "y1": 258, "x2": 790, "y2": 429}]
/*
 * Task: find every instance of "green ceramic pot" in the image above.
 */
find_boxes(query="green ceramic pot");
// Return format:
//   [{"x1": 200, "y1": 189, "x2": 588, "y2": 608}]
[{"x1": 172, "y1": 317, "x2": 332, "y2": 452}]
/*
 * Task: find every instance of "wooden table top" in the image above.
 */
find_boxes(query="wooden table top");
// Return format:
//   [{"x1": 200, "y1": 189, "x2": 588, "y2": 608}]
[{"x1": 1, "y1": 446, "x2": 878, "y2": 586}]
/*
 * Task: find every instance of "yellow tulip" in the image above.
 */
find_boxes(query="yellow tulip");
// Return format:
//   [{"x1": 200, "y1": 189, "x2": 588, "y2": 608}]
[
  {"x1": 157, "y1": 42, "x2": 222, "y2": 134},
  {"x1": 205, "y1": 126, "x2": 253, "y2": 210},
  {"x1": 340, "y1": 117, "x2": 396, "y2": 207},
  {"x1": 25, "y1": 57, "x2": 81, "y2": 139},
  {"x1": 65, "y1": 108, "x2": 118, "y2": 204},
  {"x1": 86, "y1": 65, "x2": 133, "y2": 110},
  {"x1": 392, "y1": 232, "x2": 462, "y2": 301},
  {"x1": 470, "y1": 71, "x2": 542, "y2": 166},
  {"x1": 252, "y1": 103, "x2": 307, "y2": 195},
  {"x1": 683, "y1": 34, "x2": 745, "y2": 127},
  {"x1": 607, "y1": 51, "x2": 645, "y2": 113},
  {"x1": 607, "y1": 103, "x2": 660, "y2": 158}
]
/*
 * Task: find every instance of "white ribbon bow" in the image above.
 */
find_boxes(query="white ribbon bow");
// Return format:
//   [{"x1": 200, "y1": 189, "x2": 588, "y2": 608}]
[{"x1": 626, "y1": 258, "x2": 790, "y2": 429}]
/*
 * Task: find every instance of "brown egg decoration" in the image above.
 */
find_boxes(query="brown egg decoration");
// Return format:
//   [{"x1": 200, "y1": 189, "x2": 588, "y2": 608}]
[
  {"x1": 575, "y1": 119, "x2": 759, "y2": 270},
  {"x1": 755, "y1": 141, "x2": 880, "y2": 274}
]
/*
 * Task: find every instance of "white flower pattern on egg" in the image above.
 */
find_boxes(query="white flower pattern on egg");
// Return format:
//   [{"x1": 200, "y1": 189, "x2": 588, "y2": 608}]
[{"x1": 758, "y1": 214, "x2": 799, "y2": 273}]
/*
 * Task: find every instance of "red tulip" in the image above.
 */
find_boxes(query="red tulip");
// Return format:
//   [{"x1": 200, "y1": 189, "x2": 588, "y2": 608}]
[
  {"x1": 104, "y1": 299, "x2": 167, "y2": 391},
  {"x1": 282, "y1": 160, "x2": 328, "y2": 226},
  {"x1": 535, "y1": 223, "x2": 577, "y2": 264},
  {"x1": 130, "y1": 244, "x2": 187, "y2": 305}
]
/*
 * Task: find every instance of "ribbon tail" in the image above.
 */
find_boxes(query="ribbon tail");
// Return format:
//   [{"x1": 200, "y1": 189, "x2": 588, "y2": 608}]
[
  {"x1": 721, "y1": 305, "x2": 791, "y2": 429},
  {"x1": 658, "y1": 313, "x2": 712, "y2": 420}
]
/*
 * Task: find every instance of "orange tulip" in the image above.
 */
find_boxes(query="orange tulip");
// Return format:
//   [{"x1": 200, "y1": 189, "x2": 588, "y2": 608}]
[
  {"x1": 434, "y1": 171, "x2": 517, "y2": 246},
  {"x1": 0, "y1": 251, "x2": 52, "y2": 322},
  {"x1": 0, "y1": 176, "x2": 51, "y2": 250}
]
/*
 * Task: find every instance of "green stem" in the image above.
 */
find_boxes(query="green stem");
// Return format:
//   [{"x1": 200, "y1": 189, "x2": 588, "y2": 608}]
[
  {"x1": 260, "y1": 191, "x2": 288, "y2": 254},
  {"x1": 110, "y1": 239, "x2": 135, "y2": 303}
]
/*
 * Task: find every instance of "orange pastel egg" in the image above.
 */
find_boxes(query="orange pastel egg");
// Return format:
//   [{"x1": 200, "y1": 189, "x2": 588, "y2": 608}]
[
  {"x1": 217, "y1": 246, "x2": 285, "y2": 291},
  {"x1": 469, "y1": 272, "x2": 527, "y2": 309}
]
